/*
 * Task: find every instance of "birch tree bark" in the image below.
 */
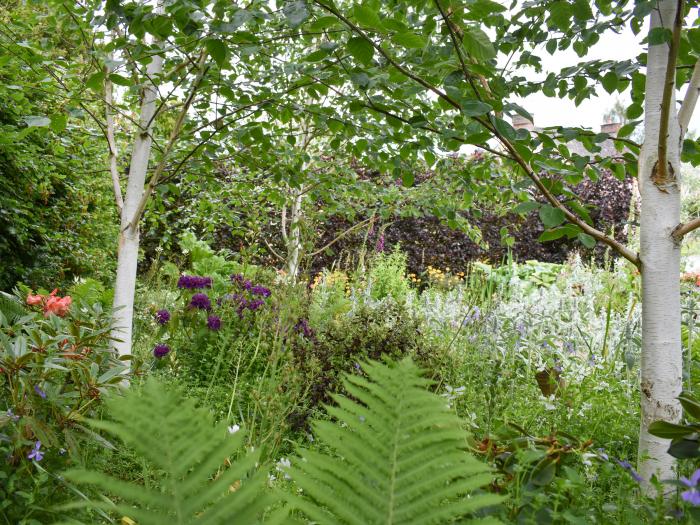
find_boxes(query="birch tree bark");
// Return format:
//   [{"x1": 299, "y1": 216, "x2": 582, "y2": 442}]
[
  {"x1": 110, "y1": 46, "x2": 163, "y2": 358},
  {"x1": 637, "y1": 0, "x2": 683, "y2": 484},
  {"x1": 285, "y1": 183, "x2": 304, "y2": 281}
]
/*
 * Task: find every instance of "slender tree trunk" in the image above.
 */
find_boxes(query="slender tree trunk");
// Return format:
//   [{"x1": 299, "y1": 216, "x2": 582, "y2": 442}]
[
  {"x1": 285, "y1": 183, "x2": 304, "y2": 281},
  {"x1": 637, "y1": 0, "x2": 683, "y2": 485},
  {"x1": 111, "y1": 49, "x2": 163, "y2": 357}
]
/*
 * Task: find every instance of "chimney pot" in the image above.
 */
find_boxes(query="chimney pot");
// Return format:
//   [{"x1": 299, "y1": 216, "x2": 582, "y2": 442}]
[{"x1": 601, "y1": 122, "x2": 622, "y2": 135}]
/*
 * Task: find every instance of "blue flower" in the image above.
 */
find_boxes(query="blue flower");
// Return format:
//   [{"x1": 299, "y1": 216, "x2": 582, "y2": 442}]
[
  {"x1": 34, "y1": 385, "x2": 46, "y2": 399},
  {"x1": 615, "y1": 459, "x2": 643, "y2": 483},
  {"x1": 681, "y1": 468, "x2": 700, "y2": 506},
  {"x1": 27, "y1": 441, "x2": 43, "y2": 462}
]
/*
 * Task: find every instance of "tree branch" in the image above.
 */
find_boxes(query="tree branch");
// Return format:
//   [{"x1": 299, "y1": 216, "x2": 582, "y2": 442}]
[
  {"x1": 309, "y1": 216, "x2": 376, "y2": 257},
  {"x1": 104, "y1": 57, "x2": 124, "y2": 213},
  {"x1": 679, "y1": 58, "x2": 700, "y2": 138},
  {"x1": 126, "y1": 51, "x2": 209, "y2": 229},
  {"x1": 672, "y1": 217, "x2": 700, "y2": 240},
  {"x1": 655, "y1": 0, "x2": 684, "y2": 184}
]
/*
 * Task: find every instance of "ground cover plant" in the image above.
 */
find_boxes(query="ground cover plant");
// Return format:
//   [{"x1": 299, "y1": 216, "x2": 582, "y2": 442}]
[{"x1": 7, "y1": 0, "x2": 700, "y2": 524}]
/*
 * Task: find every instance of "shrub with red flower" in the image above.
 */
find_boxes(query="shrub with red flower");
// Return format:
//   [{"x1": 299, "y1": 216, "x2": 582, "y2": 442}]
[{"x1": 25, "y1": 289, "x2": 72, "y2": 317}]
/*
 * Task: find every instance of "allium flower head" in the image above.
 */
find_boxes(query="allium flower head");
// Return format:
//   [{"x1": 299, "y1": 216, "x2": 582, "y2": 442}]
[
  {"x1": 177, "y1": 275, "x2": 212, "y2": 289},
  {"x1": 207, "y1": 315, "x2": 222, "y2": 331},
  {"x1": 153, "y1": 343, "x2": 171, "y2": 358},
  {"x1": 155, "y1": 309, "x2": 171, "y2": 324},
  {"x1": 250, "y1": 285, "x2": 271, "y2": 297},
  {"x1": 190, "y1": 293, "x2": 212, "y2": 310}
]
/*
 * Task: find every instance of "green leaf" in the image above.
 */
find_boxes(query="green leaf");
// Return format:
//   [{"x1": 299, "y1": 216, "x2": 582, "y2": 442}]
[
  {"x1": 648, "y1": 27, "x2": 672, "y2": 45},
  {"x1": 24, "y1": 115, "x2": 50, "y2": 127},
  {"x1": 205, "y1": 39, "x2": 227, "y2": 67},
  {"x1": 601, "y1": 72, "x2": 618, "y2": 94},
  {"x1": 514, "y1": 201, "x2": 540, "y2": 215},
  {"x1": 648, "y1": 420, "x2": 694, "y2": 439},
  {"x1": 108, "y1": 73, "x2": 131, "y2": 86},
  {"x1": 347, "y1": 37, "x2": 374, "y2": 66},
  {"x1": 539, "y1": 228, "x2": 568, "y2": 242},
  {"x1": 462, "y1": 26, "x2": 496, "y2": 60},
  {"x1": 461, "y1": 100, "x2": 492, "y2": 117},
  {"x1": 353, "y1": 5, "x2": 383, "y2": 30},
  {"x1": 86, "y1": 71, "x2": 105, "y2": 91},
  {"x1": 402, "y1": 171, "x2": 414, "y2": 187},
  {"x1": 50, "y1": 114, "x2": 67, "y2": 133},
  {"x1": 577, "y1": 232, "x2": 595, "y2": 248},
  {"x1": 392, "y1": 32, "x2": 426, "y2": 49},
  {"x1": 539, "y1": 205, "x2": 566, "y2": 228},
  {"x1": 680, "y1": 391, "x2": 700, "y2": 420}
]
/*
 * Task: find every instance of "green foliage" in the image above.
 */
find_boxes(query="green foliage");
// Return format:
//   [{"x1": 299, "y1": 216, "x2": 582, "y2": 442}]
[
  {"x1": 287, "y1": 358, "x2": 502, "y2": 524},
  {"x1": 65, "y1": 379, "x2": 284, "y2": 524},
  {"x1": 0, "y1": 293, "x2": 124, "y2": 523},
  {"x1": 368, "y1": 249, "x2": 411, "y2": 303}
]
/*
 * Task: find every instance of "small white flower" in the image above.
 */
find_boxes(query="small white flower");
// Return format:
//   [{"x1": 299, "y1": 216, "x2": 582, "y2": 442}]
[{"x1": 227, "y1": 424, "x2": 240, "y2": 434}]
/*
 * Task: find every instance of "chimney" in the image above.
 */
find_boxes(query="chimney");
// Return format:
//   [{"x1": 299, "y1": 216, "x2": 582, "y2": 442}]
[
  {"x1": 600, "y1": 121, "x2": 622, "y2": 136},
  {"x1": 512, "y1": 114, "x2": 534, "y2": 131}
]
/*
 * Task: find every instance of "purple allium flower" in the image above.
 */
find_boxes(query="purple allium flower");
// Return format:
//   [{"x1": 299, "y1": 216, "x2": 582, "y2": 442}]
[
  {"x1": 251, "y1": 285, "x2": 271, "y2": 297},
  {"x1": 190, "y1": 293, "x2": 212, "y2": 310},
  {"x1": 34, "y1": 385, "x2": 46, "y2": 399},
  {"x1": 177, "y1": 275, "x2": 212, "y2": 289},
  {"x1": 155, "y1": 309, "x2": 171, "y2": 325},
  {"x1": 27, "y1": 441, "x2": 43, "y2": 462},
  {"x1": 375, "y1": 232, "x2": 385, "y2": 253},
  {"x1": 615, "y1": 459, "x2": 643, "y2": 483},
  {"x1": 294, "y1": 319, "x2": 314, "y2": 338},
  {"x1": 681, "y1": 469, "x2": 700, "y2": 506},
  {"x1": 153, "y1": 343, "x2": 171, "y2": 358},
  {"x1": 248, "y1": 299, "x2": 264, "y2": 311},
  {"x1": 207, "y1": 315, "x2": 222, "y2": 331}
]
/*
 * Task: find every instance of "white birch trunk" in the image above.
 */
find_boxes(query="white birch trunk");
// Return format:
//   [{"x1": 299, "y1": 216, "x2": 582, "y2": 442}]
[
  {"x1": 285, "y1": 183, "x2": 304, "y2": 281},
  {"x1": 111, "y1": 48, "x2": 163, "y2": 358},
  {"x1": 637, "y1": 0, "x2": 683, "y2": 485}
]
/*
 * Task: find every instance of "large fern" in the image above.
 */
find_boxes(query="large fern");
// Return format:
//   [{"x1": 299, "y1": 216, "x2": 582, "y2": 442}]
[
  {"x1": 286, "y1": 358, "x2": 503, "y2": 524},
  {"x1": 0, "y1": 291, "x2": 25, "y2": 323},
  {"x1": 65, "y1": 379, "x2": 286, "y2": 524}
]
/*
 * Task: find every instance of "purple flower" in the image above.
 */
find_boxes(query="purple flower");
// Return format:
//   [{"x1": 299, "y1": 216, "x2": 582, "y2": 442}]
[
  {"x1": 243, "y1": 280, "x2": 253, "y2": 291},
  {"x1": 177, "y1": 275, "x2": 212, "y2": 289},
  {"x1": 596, "y1": 448, "x2": 609, "y2": 461},
  {"x1": 294, "y1": 319, "x2": 314, "y2": 338},
  {"x1": 564, "y1": 341, "x2": 575, "y2": 354},
  {"x1": 155, "y1": 309, "x2": 171, "y2": 325},
  {"x1": 230, "y1": 273, "x2": 244, "y2": 285},
  {"x1": 207, "y1": 315, "x2": 222, "y2": 331},
  {"x1": 34, "y1": 385, "x2": 46, "y2": 399},
  {"x1": 27, "y1": 441, "x2": 43, "y2": 462},
  {"x1": 681, "y1": 469, "x2": 700, "y2": 506},
  {"x1": 6, "y1": 408, "x2": 19, "y2": 422},
  {"x1": 375, "y1": 232, "x2": 385, "y2": 253},
  {"x1": 615, "y1": 459, "x2": 643, "y2": 483},
  {"x1": 248, "y1": 299, "x2": 264, "y2": 311},
  {"x1": 189, "y1": 293, "x2": 212, "y2": 310},
  {"x1": 250, "y1": 285, "x2": 271, "y2": 297},
  {"x1": 153, "y1": 343, "x2": 171, "y2": 358}
]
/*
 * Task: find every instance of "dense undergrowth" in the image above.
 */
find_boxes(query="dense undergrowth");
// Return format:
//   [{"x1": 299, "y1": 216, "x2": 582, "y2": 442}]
[{"x1": 3, "y1": 236, "x2": 700, "y2": 524}]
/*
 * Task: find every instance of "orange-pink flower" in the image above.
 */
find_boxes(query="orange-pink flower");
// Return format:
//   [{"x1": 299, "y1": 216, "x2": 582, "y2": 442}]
[
  {"x1": 26, "y1": 289, "x2": 72, "y2": 317},
  {"x1": 26, "y1": 294, "x2": 43, "y2": 306},
  {"x1": 44, "y1": 295, "x2": 72, "y2": 317}
]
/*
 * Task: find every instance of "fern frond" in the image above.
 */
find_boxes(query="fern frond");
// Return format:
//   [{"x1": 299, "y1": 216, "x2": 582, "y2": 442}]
[
  {"x1": 0, "y1": 291, "x2": 25, "y2": 322},
  {"x1": 287, "y1": 358, "x2": 503, "y2": 525},
  {"x1": 65, "y1": 379, "x2": 282, "y2": 524}
]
